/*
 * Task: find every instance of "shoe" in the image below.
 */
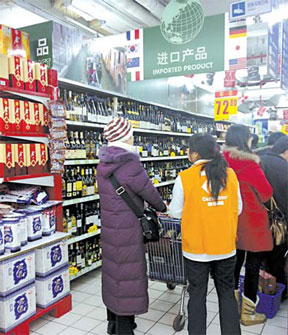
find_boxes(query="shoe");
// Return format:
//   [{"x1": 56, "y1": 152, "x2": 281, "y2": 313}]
[
  {"x1": 241, "y1": 294, "x2": 266, "y2": 326},
  {"x1": 234, "y1": 289, "x2": 241, "y2": 314},
  {"x1": 107, "y1": 321, "x2": 137, "y2": 334}
]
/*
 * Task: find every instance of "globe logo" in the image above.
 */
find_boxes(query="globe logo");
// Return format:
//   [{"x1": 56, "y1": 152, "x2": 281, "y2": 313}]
[{"x1": 160, "y1": 0, "x2": 205, "y2": 45}]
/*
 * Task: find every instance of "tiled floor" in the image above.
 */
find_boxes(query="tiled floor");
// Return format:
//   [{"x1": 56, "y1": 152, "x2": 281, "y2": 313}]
[{"x1": 30, "y1": 268, "x2": 288, "y2": 335}]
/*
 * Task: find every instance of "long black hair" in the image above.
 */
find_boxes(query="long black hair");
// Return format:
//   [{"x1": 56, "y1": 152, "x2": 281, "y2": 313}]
[
  {"x1": 189, "y1": 134, "x2": 228, "y2": 201},
  {"x1": 225, "y1": 124, "x2": 252, "y2": 153}
]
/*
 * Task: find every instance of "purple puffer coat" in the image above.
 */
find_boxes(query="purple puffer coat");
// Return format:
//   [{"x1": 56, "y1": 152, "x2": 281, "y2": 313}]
[{"x1": 97, "y1": 146, "x2": 166, "y2": 316}]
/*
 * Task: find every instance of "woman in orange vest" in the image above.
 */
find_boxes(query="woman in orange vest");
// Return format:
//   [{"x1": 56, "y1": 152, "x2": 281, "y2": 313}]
[{"x1": 169, "y1": 134, "x2": 242, "y2": 335}]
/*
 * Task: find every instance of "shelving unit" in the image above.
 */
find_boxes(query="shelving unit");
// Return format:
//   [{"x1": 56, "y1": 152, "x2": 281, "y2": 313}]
[
  {"x1": 0, "y1": 173, "x2": 54, "y2": 186},
  {"x1": 0, "y1": 132, "x2": 49, "y2": 145},
  {"x1": 63, "y1": 194, "x2": 100, "y2": 207},
  {"x1": 67, "y1": 229, "x2": 101, "y2": 245},
  {"x1": 0, "y1": 86, "x2": 50, "y2": 106},
  {"x1": 70, "y1": 260, "x2": 102, "y2": 281},
  {"x1": 155, "y1": 180, "x2": 175, "y2": 188}
]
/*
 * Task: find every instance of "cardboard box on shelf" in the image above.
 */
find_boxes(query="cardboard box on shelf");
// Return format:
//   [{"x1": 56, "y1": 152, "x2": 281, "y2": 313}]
[
  {"x1": 0, "y1": 25, "x2": 12, "y2": 56},
  {"x1": 0, "y1": 98, "x2": 14, "y2": 132},
  {"x1": 32, "y1": 102, "x2": 43, "y2": 133},
  {"x1": 21, "y1": 31, "x2": 30, "y2": 59},
  {"x1": 0, "y1": 251, "x2": 35, "y2": 297},
  {"x1": 36, "y1": 265, "x2": 69, "y2": 308},
  {"x1": 0, "y1": 54, "x2": 9, "y2": 88},
  {"x1": 21, "y1": 100, "x2": 31, "y2": 132},
  {"x1": 22, "y1": 59, "x2": 36, "y2": 92},
  {"x1": 11, "y1": 28, "x2": 25, "y2": 58},
  {"x1": 0, "y1": 143, "x2": 15, "y2": 178},
  {"x1": 35, "y1": 240, "x2": 68, "y2": 277},
  {"x1": 37, "y1": 143, "x2": 49, "y2": 173},
  {"x1": 11, "y1": 99, "x2": 22, "y2": 133},
  {"x1": 35, "y1": 62, "x2": 48, "y2": 94},
  {"x1": 8, "y1": 55, "x2": 24, "y2": 90},
  {"x1": 0, "y1": 283, "x2": 36, "y2": 333},
  {"x1": 14, "y1": 143, "x2": 27, "y2": 176}
]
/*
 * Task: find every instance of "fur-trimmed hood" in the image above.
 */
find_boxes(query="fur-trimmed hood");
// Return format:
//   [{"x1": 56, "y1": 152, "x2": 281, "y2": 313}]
[{"x1": 223, "y1": 146, "x2": 260, "y2": 164}]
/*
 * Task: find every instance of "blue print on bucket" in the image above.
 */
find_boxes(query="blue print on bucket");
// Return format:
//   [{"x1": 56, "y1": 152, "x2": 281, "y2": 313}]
[
  {"x1": 52, "y1": 275, "x2": 64, "y2": 298},
  {"x1": 13, "y1": 260, "x2": 28, "y2": 285},
  {"x1": 14, "y1": 293, "x2": 28, "y2": 320},
  {"x1": 0, "y1": 229, "x2": 3, "y2": 246},
  {"x1": 32, "y1": 216, "x2": 41, "y2": 234},
  {"x1": 4, "y1": 226, "x2": 13, "y2": 243},
  {"x1": 50, "y1": 245, "x2": 62, "y2": 267}
]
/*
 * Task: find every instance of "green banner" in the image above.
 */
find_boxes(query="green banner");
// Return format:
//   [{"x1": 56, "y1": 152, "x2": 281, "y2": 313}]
[
  {"x1": 143, "y1": 14, "x2": 225, "y2": 80},
  {"x1": 20, "y1": 22, "x2": 53, "y2": 69}
]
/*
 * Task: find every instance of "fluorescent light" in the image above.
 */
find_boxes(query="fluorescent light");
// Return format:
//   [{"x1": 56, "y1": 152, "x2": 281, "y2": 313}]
[
  {"x1": 67, "y1": 5, "x2": 95, "y2": 21},
  {"x1": 66, "y1": 17, "x2": 97, "y2": 35}
]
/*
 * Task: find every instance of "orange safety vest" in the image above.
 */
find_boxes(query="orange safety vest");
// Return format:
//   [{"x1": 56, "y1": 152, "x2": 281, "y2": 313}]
[{"x1": 180, "y1": 162, "x2": 239, "y2": 256}]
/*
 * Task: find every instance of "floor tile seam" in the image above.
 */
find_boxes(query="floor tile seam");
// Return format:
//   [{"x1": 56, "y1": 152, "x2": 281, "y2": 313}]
[{"x1": 52, "y1": 313, "x2": 85, "y2": 327}]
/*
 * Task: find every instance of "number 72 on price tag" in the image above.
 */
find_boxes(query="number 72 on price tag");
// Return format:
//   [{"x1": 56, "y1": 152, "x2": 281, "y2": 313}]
[{"x1": 214, "y1": 97, "x2": 238, "y2": 121}]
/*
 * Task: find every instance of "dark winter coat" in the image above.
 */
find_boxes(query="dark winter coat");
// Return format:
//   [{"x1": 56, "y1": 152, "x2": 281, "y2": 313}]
[
  {"x1": 223, "y1": 147, "x2": 273, "y2": 252},
  {"x1": 97, "y1": 146, "x2": 166, "y2": 316},
  {"x1": 254, "y1": 145, "x2": 273, "y2": 156},
  {"x1": 260, "y1": 151, "x2": 288, "y2": 220}
]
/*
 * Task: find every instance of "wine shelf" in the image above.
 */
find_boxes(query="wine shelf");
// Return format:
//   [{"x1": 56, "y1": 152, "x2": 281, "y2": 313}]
[
  {"x1": 0, "y1": 173, "x2": 54, "y2": 187},
  {"x1": 66, "y1": 120, "x2": 192, "y2": 137},
  {"x1": 67, "y1": 229, "x2": 101, "y2": 245},
  {"x1": 70, "y1": 260, "x2": 102, "y2": 281},
  {"x1": 155, "y1": 180, "x2": 175, "y2": 188},
  {"x1": 64, "y1": 156, "x2": 188, "y2": 165},
  {"x1": 63, "y1": 194, "x2": 100, "y2": 207}
]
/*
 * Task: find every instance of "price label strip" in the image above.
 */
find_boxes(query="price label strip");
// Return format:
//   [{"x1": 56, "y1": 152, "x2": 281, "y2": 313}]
[{"x1": 214, "y1": 90, "x2": 238, "y2": 121}]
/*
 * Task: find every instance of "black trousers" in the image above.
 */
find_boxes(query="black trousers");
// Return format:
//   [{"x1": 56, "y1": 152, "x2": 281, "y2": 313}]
[
  {"x1": 185, "y1": 256, "x2": 241, "y2": 335},
  {"x1": 107, "y1": 309, "x2": 135, "y2": 335},
  {"x1": 234, "y1": 250, "x2": 263, "y2": 303}
]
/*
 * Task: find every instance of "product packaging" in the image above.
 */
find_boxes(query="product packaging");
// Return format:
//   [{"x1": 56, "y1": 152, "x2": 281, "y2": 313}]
[
  {"x1": 0, "y1": 25, "x2": 12, "y2": 56},
  {"x1": 0, "y1": 98, "x2": 14, "y2": 132},
  {"x1": 34, "y1": 62, "x2": 48, "y2": 94},
  {"x1": 43, "y1": 105, "x2": 49, "y2": 133},
  {"x1": 14, "y1": 143, "x2": 27, "y2": 176},
  {"x1": 47, "y1": 69, "x2": 58, "y2": 88},
  {"x1": 0, "y1": 143, "x2": 15, "y2": 178},
  {"x1": 37, "y1": 143, "x2": 49, "y2": 174},
  {"x1": 0, "y1": 251, "x2": 35, "y2": 296},
  {"x1": 11, "y1": 28, "x2": 24, "y2": 58},
  {"x1": 0, "y1": 54, "x2": 9, "y2": 88},
  {"x1": 8, "y1": 55, "x2": 24, "y2": 90},
  {"x1": 21, "y1": 31, "x2": 30, "y2": 59},
  {"x1": 17, "y1": 207, "x2": 42, "y2": 241},
  {"x1": 3, "y1": 217, "x2": 21, "y2": 253},
  {"x1": 33, "y1": 102, "x2": 44, "y2": 133},
  {"x1": 35, "y1": 240, "x2": 68, "y2": 277},
  {"x1": 13, "y1": 99, "x2": 22, "y2": 132},
  {"x1": 0, "y1": 283, "x2": 36, "y2": 333},
  {"x1": 35, "y1": 265, "x2": 69, "y2": 308},
  {"x1": 22, "y1": 59, "x2": 36, "y2": 92},
  {"x1": 258, "y1": 270, "x2": 277, "y2": 295},
  {"x1": 39, "y1": 202, "x2": 56, "y2": 236},
  {"x1": 4, "y1": 212, "x2": 28, "y2": 247}
]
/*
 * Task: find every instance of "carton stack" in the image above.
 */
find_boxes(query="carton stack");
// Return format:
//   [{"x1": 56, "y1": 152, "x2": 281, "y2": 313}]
[
  {"x1": 0, "y1": 251, "x2": 36, "y2": 332},
  {"x1": 35, "y1": 240, "x2": 70, "y2": 308}
]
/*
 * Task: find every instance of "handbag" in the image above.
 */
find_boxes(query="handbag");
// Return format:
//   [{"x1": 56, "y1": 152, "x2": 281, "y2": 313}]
[
  {"x1": 267, "y1": 197, "x2": 287, "y2": 246},
  {"x1": 109, "y1": 174, "x2": 161, "y2": 243}
]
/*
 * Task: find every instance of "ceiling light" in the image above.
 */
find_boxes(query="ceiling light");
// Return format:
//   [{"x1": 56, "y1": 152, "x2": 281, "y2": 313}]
[{"x1": 66, "y1": 17, "x2": 98, "y2": 35}]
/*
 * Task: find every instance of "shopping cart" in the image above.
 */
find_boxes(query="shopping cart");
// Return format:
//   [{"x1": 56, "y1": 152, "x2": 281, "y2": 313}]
[{"x1": 146, "y1": 216, "x2": 187, "y2": 332}]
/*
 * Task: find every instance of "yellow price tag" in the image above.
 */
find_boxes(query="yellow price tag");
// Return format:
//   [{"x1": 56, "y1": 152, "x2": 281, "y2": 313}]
[
  {"x1": 187, "y1": 128, "x2": 192, "y2": 133},
  {"x1": 170, "y1": 152, "x2": 176, "y2": 157},
  {"x1": 154, "y1": 179, "x2": 159, "y2": 185},
  {"x1": 214, "y1": 97, "x2": 238, "y2": 121}
]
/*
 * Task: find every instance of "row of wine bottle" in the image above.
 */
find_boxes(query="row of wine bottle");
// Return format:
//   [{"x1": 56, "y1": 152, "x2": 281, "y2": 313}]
[
  {"x1": 63, "y1": 202, "x2": 100, "y2": 236},
  {"x1": 60, "y1": 89, "x2": 217, "y2": 134},
  {"x1": 68, "y1": 237, "x2": 102, "y2": 271}
]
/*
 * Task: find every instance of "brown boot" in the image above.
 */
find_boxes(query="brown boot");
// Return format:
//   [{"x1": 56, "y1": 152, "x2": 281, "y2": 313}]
[
  {"x1": 234, "y1": 289, "x2": 241, "y2": 314},
  {"x1": 241, "y1": 294, "x2": 266, "y2": 326}
]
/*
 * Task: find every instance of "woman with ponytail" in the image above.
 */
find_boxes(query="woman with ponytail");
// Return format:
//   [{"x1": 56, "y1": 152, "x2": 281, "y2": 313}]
[{"x1": 169, "y1": 133, "x2": 242, "y2": 335}]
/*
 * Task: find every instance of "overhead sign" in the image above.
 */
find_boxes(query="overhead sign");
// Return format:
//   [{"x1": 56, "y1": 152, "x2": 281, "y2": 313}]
[
  {"x1": 229, "y1": 0, "x2": 272, "y2": 21},
  {"x1": 267, "y1": 23, "x2": 280, "y2": 80},
  {"x1": 281, "y1": 20, "x2": 288, "y2": 92},
  {"x1": 224, "y1": 70, "x2": 236, "y2": 87},
  {"x1": 214, "y1": 90, "x2": 238, "y2": 121},
  {"x1": 126, "y1": 14, "x2": 225, "y2": 81}
]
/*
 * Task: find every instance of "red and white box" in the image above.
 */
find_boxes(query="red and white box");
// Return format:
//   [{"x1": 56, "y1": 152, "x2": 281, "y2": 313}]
[{"x1": 8, "y1": 55, "x2": 24, "y2": 90}]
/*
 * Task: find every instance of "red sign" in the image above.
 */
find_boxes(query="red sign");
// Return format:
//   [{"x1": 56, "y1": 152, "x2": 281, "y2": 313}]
[{"x1": 224, "y1": 70, "x2": 236, "y2": 88}]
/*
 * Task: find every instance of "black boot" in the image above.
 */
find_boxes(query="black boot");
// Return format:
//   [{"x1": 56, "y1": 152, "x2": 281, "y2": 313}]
[
  {"x1": 116, "y1": 315, "x2": 135, "y2": 335},
  {"x1": 107, "y1": 321, "x2": 116, "y2": 335}
]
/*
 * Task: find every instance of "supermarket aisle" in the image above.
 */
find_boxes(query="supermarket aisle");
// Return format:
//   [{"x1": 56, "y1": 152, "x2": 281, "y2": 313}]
[{"x1": 29, "y1": 269, "x2": 288, "y2": 335}]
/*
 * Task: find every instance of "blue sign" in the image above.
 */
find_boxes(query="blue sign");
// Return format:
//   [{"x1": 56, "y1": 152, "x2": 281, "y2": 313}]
[
  {"x1": 281, "y1": 20, "x2": 288, "y2": 91},
  {"x1": 230, "y1": 0, "x2": 272, "y2": 21},
  {"x1": 267, "y1": 23, "x2": 280, "y2": 80},
  {"x1": 231, "y1": 1, "x2": 246, "y2": 19}
]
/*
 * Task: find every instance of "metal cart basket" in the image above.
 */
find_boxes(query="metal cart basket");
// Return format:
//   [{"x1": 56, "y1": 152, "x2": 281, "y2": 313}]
[{"x1": 146, "y1": 216, "x2": 187, "y2": 332}]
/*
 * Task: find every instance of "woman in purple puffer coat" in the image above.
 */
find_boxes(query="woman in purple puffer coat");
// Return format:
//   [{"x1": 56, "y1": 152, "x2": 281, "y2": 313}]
[{"x1": 97, "y1": 118, "x2": 166, "y2": 335}]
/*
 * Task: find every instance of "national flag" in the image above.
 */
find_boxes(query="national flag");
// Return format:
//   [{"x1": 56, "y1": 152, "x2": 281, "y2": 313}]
[
  {"x1": 126, "y1": 29, "x2": 144, "y2": 81},
  {"x1": 229, "y1": 25, "x2": 247, "y2": 38},
  {"x1": 228, "y1": 35, "x2": 247, "y2": 70},
  {"x1": 127, "y1": 57, "x2": 140, "y2": 68}
]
